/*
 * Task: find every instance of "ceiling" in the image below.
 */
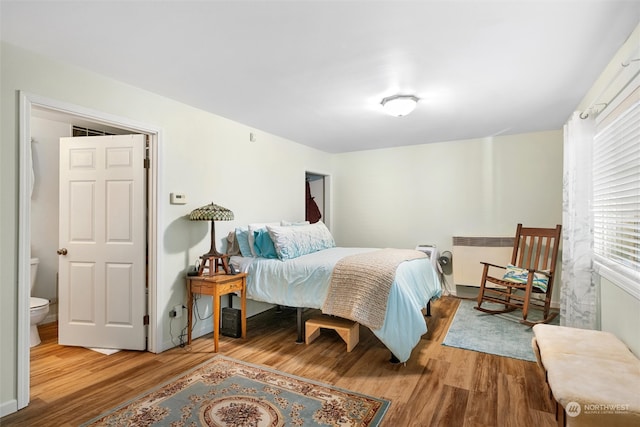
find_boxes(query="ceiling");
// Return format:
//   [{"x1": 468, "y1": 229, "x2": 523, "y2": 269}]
[{"x1": 2, "y1": 1, "x2": 638, "y2": 153}]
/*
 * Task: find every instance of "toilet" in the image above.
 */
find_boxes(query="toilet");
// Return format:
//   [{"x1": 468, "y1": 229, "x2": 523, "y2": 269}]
[{"x1": 30, "y1": 257, "x2": 50, "y2": 347}]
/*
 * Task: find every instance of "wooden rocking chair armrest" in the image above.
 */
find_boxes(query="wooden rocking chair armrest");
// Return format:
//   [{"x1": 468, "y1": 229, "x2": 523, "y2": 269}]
[{"x1": 479, "y1": 261, "x2": 507, "y2": 270}]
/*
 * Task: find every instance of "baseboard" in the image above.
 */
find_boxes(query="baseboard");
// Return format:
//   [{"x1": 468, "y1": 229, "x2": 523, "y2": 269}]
[
  {"x1": 0, "y1": 398, "x2": 18, "y2": 418},
  {"x1": 43, "y1": 304, "x2": 58, "y2": 324},
  {"x1": 455, "y1": 285, "x2": 479, "y2": 299}
]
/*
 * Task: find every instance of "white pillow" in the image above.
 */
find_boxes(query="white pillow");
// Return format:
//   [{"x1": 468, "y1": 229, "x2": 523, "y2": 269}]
[
  {"x1": 267, "y1": 221, "x2": 335, "y2": 260},
  {"x1": 247, "y1": 222, "x2": 280, "y2": 257}
]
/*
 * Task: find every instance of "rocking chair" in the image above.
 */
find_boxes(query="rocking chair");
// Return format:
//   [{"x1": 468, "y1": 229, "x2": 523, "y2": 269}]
[{"x1": 475, "y1": 224, "x2": 562, "y2": 326}]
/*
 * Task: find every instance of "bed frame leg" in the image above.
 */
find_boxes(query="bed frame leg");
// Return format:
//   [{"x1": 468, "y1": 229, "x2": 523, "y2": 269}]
[
  {"x1": 296, "y1": 307, "x2": 304, "y2": 344},
  {"x1": 389, "y1": 354, "x2": 400, "y2": 364},
  {"x1": 426, "y1": 300, "x2": 432, "y2": 317}
]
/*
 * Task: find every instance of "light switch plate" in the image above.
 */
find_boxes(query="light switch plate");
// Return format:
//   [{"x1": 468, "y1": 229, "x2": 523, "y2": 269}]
[{"x1": 170, "y1": 193, "x2": 187, "y2": 205}]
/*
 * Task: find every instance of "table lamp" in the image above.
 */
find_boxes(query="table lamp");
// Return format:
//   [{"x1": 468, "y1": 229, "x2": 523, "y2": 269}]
[{"x1": 189, "y1": 202, "x2": 234, "y2": 275}]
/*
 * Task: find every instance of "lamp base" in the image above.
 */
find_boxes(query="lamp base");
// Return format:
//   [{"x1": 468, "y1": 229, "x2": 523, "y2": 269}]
[{"x1": 198, "y1": 254, "x2": 230, "y2": 275}]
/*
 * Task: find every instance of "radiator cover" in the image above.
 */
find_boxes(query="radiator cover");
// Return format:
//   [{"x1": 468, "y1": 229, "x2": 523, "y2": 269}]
[{"x1": 452, "y1": 236, "x2": 514, "y2": 287}]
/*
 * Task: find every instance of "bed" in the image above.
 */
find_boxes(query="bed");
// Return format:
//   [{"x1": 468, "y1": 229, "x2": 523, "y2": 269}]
[{"x1": 228, "y1": 221, "x2": 442, "y2": 363}]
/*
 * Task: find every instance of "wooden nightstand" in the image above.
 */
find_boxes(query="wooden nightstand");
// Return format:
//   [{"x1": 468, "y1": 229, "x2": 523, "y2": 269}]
[{"x1": 186, "y1": 273, "x2": 247, "y2": 352}]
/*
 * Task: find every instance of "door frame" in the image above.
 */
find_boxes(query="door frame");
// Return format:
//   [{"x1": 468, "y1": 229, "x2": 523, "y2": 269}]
[{"x1": 17, "y1": 91, "x2": 163, "y2": 409}]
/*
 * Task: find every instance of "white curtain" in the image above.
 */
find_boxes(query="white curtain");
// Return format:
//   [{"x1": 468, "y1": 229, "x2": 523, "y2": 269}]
[{"x1": 560, "y1": 111, "x2": 597, "y2": 329}]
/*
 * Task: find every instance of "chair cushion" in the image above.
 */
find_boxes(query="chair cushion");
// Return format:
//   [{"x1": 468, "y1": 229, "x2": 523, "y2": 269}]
[
  {"x1": 502, "y1": 264, "x2": 550, "y2": 292},
  {"x1": 533, "y1": 324, "x2": 636, "y2": 363}
]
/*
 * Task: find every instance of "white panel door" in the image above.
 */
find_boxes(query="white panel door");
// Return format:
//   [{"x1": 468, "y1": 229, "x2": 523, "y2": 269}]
[{"x1": 58, "y1": 134, "x2": 146, "y2": 350}]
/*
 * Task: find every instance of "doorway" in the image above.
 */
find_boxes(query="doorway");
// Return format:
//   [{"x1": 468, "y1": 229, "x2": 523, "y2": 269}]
[
  {"x1": 305, "y1": 172, "x2": 329, "y2": 227},
  {"x1": 17, "y1": 92, "x2": 162, "y2": 410}
]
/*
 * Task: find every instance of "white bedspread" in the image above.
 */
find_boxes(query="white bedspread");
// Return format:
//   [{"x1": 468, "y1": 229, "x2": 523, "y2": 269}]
[{"x1": 230, "y1": 247, "x2": 441, "y2": 362}]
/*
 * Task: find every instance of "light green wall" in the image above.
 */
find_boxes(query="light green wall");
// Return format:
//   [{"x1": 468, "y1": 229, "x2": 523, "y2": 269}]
[
  {"x1": 332, "y1": 131, "x2": 563, "y2": 252},
  {"x1": 0, "y1": 42, "x2": 333, "y2": 412},
  {"x1": 600, "y1": 277, "x2": 640, "y2": 357}
]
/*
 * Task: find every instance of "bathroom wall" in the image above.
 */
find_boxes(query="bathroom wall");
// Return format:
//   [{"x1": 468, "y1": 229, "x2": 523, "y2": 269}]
[{"x1": 30, "y1": 117, "x2": 71, "y2": 323}]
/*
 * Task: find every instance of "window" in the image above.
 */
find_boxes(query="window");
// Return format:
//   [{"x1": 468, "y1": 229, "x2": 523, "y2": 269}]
[
  {"x1": 72, "y1": 125, "x2": 114, "y2": 137},
  {"x1": 592, "y1": 93, "x2": 640, "y2": 283}
]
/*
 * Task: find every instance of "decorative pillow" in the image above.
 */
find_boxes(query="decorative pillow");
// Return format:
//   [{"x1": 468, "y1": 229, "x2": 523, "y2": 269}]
[
  {"x1": 248, "y1": 222, "x2": 280, "y2": 257},
  {"x1": 266, "y1": 221, "x2": 335, "y2": 260},
  {"x1": 225, "y1": 231, "x2": 241, "y2": 256},
  {"x1": 502, "y1": 264, "x2": 550, "y2": 292},
  {"x1": 253, "y1": 229, "x2": 278, "y2": 259},
  {"x1": 235, "y1": 227, "x2": 253, "y2": 257}
]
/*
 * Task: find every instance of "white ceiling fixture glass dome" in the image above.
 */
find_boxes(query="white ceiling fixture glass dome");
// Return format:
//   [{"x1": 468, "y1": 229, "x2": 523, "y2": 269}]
[{"x1": 381, "y1": 94, "x2": 420, "y2": 117}]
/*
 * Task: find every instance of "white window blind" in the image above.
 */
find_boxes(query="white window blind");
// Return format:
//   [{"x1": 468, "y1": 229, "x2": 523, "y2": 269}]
[{"x1": 593, "y1": 99, "x2": 640, "y2": 275}]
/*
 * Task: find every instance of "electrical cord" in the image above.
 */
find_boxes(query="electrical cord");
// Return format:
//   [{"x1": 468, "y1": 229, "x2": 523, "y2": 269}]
[
  {"x1": 170, "y1": 291, "x2": 222, "y2": 351},
  {"x1": 169, "y1": 293, "x2": 215, "y2": 351},
  {"x1": 169, "y1": 314, "x2": 188, "y2": 348},
  {"x1": 439, "y1": 271, "x2": 454, "y2": 296}
]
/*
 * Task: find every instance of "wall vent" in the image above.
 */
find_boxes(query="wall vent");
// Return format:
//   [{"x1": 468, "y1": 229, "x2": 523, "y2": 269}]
[{"x1": 452, "y1": 236, "x2": 514, "y2": 248}]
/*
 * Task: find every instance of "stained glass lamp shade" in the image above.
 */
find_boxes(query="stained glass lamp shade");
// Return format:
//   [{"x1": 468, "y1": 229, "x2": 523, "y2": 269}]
[{"x1": 189, "y1": 203, "x2": 234, "y2": 274}]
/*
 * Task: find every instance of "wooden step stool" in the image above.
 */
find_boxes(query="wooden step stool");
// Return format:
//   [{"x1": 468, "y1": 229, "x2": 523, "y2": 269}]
[{"x1": 305, "y1": 315, "x2": 359, "y2": 352}]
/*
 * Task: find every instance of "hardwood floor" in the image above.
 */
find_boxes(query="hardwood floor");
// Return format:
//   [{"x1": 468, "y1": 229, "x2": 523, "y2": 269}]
[{"x1": 1, "y1": 296, "x2": 556, "y2": 426}]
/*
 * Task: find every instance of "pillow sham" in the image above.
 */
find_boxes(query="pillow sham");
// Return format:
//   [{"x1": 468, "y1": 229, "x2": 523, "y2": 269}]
[
  {"x1": 267, "y1": 221, "x2": 335, "y2": 260},
  {"x1": 225, "y1": 231, "x2": 241, "y2": 256},
  {"x1": 248, "y1": 222, "x2": 280, "y2": 257},
  {"x1": 502, "y1": 264, "x2": 550, "y2": 292},
  {"x1": 253, "y1": 228, "x2": 278, "y2": 259},
  {"x1": 235, "y1": 227, "x2": 253, "y2": 257}
]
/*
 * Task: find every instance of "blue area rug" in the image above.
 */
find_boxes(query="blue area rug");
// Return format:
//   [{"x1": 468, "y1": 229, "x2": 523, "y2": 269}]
[
  {"x1": 442, "y1": 299, "x2": 559, "y2": 362},
  {"x1": 82, "y1": 355, "x2": 389, "y2": 426}
]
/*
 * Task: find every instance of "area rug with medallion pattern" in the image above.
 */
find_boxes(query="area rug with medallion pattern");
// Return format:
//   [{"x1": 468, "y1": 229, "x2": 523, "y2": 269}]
[{"x1": 81, "y1": 355, "x2": 389, "y2": 426}]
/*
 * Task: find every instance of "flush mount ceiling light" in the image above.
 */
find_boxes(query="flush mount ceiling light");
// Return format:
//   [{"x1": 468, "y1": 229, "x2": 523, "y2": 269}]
[{"x1": 381, "y1": 94, "x2": 419, "y2": 117}]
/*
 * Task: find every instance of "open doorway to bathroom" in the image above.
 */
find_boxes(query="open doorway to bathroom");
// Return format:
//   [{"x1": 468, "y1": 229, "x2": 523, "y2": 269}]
[
  {"x1": 30, "y1": 111, "x2": 136, "y2": 329},
  {"x1": 18, "y1": 92, "x2": 161, "y2": 410}
]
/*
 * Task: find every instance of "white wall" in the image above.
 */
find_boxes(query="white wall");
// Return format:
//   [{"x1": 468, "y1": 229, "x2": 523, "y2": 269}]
[{"x1": 0, "y1": 42, "x2": 333, "y2": 413}]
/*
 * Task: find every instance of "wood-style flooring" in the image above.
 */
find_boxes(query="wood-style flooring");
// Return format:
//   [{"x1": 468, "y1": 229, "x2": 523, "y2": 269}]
[{"x1": 1, "y1": 296, "x2": 556, "y2": 426}]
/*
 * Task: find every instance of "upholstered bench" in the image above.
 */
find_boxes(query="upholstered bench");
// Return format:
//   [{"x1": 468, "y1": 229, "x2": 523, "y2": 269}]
[
  {"x1": 305, "y1": 315, "x2": 359, "y2": 352},
  {"x1": 532, "y1": 324, "x2": 640, "y2": 427}
]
